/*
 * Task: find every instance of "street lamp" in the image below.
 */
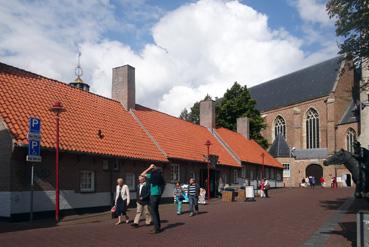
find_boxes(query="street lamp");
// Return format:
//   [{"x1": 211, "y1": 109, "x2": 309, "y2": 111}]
[
  {"x1": 205, "y1": 140, "x2": 212, "y2": 200},
  {"x1": 261, "y1": 153, "x2": 265, "y2": 179},
  {"x1": 50, "y1": 101, "x2": 65, "y2": 223}
]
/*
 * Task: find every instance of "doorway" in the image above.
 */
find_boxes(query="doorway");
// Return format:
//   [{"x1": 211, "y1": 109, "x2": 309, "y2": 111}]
[
  {"x1": 200, "y1": 169, "x2": 220, "y2": 198},
  {"x1": 305, "y1": 164, "x2": 323, "y2": 185}
]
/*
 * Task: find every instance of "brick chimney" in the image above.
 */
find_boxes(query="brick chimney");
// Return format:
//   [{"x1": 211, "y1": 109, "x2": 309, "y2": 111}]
[
  {"x1": 200, "y1": 99, "x2": 215, "y2": 129},
  {"x1": 112, "y1": 65, "x2": 135, "y2": 110},
  {"x1": 237, "y1": 117, "x2": 250, "y2": 139}
]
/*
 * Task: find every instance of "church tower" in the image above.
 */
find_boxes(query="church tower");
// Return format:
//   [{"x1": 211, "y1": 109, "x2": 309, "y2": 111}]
[{"x1": 69, "y1": 52, "x2": 90, "y2": 92}]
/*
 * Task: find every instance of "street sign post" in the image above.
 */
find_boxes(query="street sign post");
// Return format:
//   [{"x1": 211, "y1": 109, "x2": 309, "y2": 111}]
[{"x1": 27, "y1": 117, "x2": 42, "y2": 222}]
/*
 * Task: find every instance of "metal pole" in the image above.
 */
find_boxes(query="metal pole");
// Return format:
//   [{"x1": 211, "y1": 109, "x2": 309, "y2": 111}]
[
  {"x1": 55, "y1": 113, "x2": 60, "y2": 223},
  {"x1": 207, "y1": 144, "x2": 211, "y2": 200},
  {"x1": 30, "y1": 164, "x2": 34, "y2": 222}
]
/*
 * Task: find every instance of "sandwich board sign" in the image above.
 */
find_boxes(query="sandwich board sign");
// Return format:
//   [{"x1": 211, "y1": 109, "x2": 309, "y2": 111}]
[{"x1": 26, "y1": 117, "x2": 41, "y2": 162}]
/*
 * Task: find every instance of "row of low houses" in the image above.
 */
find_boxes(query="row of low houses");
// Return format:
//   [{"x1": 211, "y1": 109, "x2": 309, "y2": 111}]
[{"x1": 0, "y1": 62, "x2": 283, "y2": 220}]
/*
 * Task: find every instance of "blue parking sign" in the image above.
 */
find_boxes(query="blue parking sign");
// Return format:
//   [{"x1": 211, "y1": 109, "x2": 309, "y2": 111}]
[
  {"x1": 29, "y1": 118, "x2": 41, "y2": 133},
  {"x1": 28, "y1": 140, "x2": 40, "y2": 156}
]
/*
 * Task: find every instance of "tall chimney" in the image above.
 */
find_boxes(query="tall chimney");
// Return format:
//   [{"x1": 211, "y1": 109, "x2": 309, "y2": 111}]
[
  {"x1": 237, "y1": 117, "x2": 250, "y2": 139},
  {"x1": 200, "y1": 99, "x2": 215, "y2": 129},
  {"x1": 112, "y1": 65, "x2": 135, "y2": 110}
]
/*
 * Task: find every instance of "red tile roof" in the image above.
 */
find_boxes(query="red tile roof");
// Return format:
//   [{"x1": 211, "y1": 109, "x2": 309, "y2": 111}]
[
  {"x1": 215, "y1": 128, "x2": 283, "y2": 168},
  {"x1": 134, "y1": 105, "x2": 241, "y2": 167},
  {"x1": 0, "y1": 63, "x2": 167, "y2": 162}
]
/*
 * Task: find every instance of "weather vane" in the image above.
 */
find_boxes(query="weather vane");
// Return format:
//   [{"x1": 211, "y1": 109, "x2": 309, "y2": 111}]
[{"x1": 75, "y1": 51, "x2": 83, "y2": 79}]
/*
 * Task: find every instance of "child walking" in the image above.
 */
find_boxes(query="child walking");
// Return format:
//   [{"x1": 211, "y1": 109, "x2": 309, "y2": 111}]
[
  {"x1": 188, "y1": 178, "x2": 200, "y2": 217},
  {"x1": 173, "y1": 181, "x2": 184, "y2": 215}
]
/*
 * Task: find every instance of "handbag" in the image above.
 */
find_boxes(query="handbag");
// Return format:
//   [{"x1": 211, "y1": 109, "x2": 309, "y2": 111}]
[
  {"x1": 178, "y1": 195, "x2": 185, "y2": 201},
  {"x1": 111, "y1": 206, "x2": 116, "y2": 213}
]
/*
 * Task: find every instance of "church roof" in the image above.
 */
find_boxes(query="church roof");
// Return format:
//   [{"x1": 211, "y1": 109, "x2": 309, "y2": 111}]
[
  {"x1": 338, "y1": 101, "x2": 360, "y2": 125},
  {"x1": 249, "y1": 56, "x2": 343, "y2": 112},
  {"x1": 268, "y1": 134, "x2": 290, "y2": 158}
]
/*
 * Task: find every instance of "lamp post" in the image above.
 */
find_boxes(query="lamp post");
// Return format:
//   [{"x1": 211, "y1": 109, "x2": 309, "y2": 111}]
[
  {"x1": 205, "y1": 140, "x2": 212, "y2": 200},
  {"x1": 50, "y1": 101, "x2": 65, "y2": 223},
  {"x1": 261, "y1": 153, "x2": 265, "y2": 179}
]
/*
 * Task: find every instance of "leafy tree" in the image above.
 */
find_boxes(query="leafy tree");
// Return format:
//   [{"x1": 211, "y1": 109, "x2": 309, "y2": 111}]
[
  {"x1": 216, "y1": 82, "x2": 268, "y2": 149},
  {"x1": 326, "y1": 0, "x2": 369, "y2": 68},
  {"x1": 180, "y1": 82, "x2": 268, "y2": 149}
]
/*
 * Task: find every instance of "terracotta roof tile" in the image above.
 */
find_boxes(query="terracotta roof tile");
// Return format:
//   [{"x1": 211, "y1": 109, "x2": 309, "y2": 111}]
[
  {"x1": 215, "y1": 128, "x2": 283, "y2": 168},
  {"x1": 134, "y1": 105, "x2": 240, "y2": 168},
  {"x1": 0, "y1": 62, "x2": 167, "y2": 162}
]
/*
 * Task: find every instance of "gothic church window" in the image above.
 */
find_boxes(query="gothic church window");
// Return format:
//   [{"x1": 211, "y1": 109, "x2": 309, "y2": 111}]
[{"x1": 306, "y1": 108, "x2": 319, "y2": 149}]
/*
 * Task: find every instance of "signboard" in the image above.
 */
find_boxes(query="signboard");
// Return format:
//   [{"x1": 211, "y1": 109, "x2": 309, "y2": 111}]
[
  {"x1": 357, "y1": 211, "x2": 369, "y2": 247},
  {"x1": 27, "y1": 117, "x2": 41, "y2": 163}
]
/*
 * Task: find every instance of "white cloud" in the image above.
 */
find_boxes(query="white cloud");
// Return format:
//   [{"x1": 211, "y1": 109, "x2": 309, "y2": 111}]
[
  {"x1": 295, "y1": 0, "x2": 332, "y2": 26},
  {"x1": 0, "y1": 0, "x2": 338, "y2": 117}
]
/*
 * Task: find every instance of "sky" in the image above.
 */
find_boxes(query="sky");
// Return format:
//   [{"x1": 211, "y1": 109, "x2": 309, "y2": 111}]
[{"x1": 0, "y1": 0, "x2": 338, "y2": 116}]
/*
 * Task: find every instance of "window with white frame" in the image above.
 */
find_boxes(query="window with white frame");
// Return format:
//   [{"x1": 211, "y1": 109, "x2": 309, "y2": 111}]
[
  {"x1": 306, "y1": 108, "x2": 320, "y2": 149},
  {"x1": 171, "y1": 164, "x2": 180, "y2": 182},
  {"x1": 283, "y1": 163, "x2": 290, "y2": 177},
  {"x1": 80, "y1": 170, "x2": 95, "y2": 192},
  {"x1": 233, "y1": 170, "x2": 239, "y2": 184},
  {"x1": 346, "y1": 128, "x2": 356, "y2": 153},
  {"x1": 125, "y1": 173, "x2": 135, "y2": 190}
]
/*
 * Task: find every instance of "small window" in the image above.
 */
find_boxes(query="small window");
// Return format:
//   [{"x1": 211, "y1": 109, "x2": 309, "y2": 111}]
[
  {"x1": 80, "y1": 170, "x2": 95, "y2": 192},
  {"x1": 276, "y1": 170, "x2": 283, "y2": 181},
  {"x1": 283, "y1": 163, "x2": 290, "y2": 177},
  {"x1": 102, "y1": 160, "x2": 109, "y2": 171},
  {"x1": 125, "y1": 173, "x2": 135, "y2": 190},
  {"x1": 270, "y1": 168, "x2": 276, "y2": 180},
  {"x1": 249, "y1": 169, "x2": 255, "y2": 180},
  {"x1": 241, "y1": 166, "x2": 247, "y2": 178},
  {"x1": 346, "y1": 128, "x2": 356, "y2": 153},
  {"x1": 233, "y1": 170, "x2": 239, "y2": 184},
  {"x1": 171, "y1": 164, "x2": 180, "y2": 182},
  {"x1": 113, "y1": 160, "x2": 120, "y2": 171}
]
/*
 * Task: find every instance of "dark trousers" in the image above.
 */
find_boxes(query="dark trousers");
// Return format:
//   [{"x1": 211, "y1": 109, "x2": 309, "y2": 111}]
[
  {"x1": 189, "y1": 196, "x2": 198, "y2": 213},
  {"x1": 264, "y1": 189, "x2": 269, "y2": 198},
  {"x1": 149, "y1": 195, "x2": 161, "y2": 230}
]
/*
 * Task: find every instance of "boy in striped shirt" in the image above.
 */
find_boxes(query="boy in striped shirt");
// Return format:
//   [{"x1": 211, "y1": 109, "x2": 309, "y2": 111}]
[{"x1": 188, "y1": 178, "x2": 200, "y2": 216}]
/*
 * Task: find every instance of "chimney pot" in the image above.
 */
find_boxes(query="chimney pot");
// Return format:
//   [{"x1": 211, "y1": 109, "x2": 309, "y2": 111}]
[
  {"x1": 112, "y1": 65, "x2": 135, "y2": 110},
  {"x1": 200, "y1": 99, "x2": 215, "y2": 129},
  {"x1": 237, "y1": 117, "x2": 250, "y2": 139}
]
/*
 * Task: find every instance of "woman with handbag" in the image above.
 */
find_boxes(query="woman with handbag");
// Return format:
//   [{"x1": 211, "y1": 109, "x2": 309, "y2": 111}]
[
  {"x1": 173, "y1": 181, "x2": 185, "y2": 215},
  {"x1": 114, "y1": 178, "x2": 130, "y2": 225}
]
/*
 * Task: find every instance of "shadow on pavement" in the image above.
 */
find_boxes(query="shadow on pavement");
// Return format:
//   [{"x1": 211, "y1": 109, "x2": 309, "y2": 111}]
[
  {"x1": 0, "y1": 219, "x2": 56, "y2": 233},
  {"x1": 319, "y1": 198, "x2": 349, "y2": 210},
  {"x1": 161, "y1": 222, "x2": 185, "y2": 231},
  {"x1": 321, "y1": 222, "x2": 356, "y2": 247}
]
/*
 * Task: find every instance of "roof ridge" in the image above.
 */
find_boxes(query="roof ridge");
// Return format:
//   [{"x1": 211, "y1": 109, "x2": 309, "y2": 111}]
[
  {"x1": 130, "y1": 110, "x2": 168, "y2": 159},
  {"x1": 135, "y1": 104, "x2": 211, "y2": 130},
  {"x1": 212, "y1": 128, "x2": 241, "y2": 164},
  {"x1": 250, "y1": 56, "x2": 342, "y2": 90},
  {"x1": 0, "y1": 61, "x2": 122, "y2": 104}
]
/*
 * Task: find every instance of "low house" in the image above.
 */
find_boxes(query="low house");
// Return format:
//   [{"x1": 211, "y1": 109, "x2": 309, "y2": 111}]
[{"x1": 0, "y1": 62, "x2": 282, "y2": 220}]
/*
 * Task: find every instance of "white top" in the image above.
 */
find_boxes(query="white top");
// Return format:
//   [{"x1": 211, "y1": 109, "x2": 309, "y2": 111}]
[
  {"x1": 115, "y1": 184, "x2": 130, "y2": 205},
  {"x1": 139, "y1": 183, "x2": 144, "y2": 195}
]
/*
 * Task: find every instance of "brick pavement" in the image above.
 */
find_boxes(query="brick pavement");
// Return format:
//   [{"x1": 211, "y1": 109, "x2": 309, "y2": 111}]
[{"x1": 0, "y1": 188, "x2": 356, "y2": 247}]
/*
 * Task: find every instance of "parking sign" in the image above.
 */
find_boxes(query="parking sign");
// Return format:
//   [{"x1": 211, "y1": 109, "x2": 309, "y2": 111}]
[{"x1": 27, "y1": 117, "x2": 41, "y2": 162}]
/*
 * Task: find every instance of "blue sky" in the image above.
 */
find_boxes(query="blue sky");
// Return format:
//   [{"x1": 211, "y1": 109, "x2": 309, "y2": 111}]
[{"x1": 0, "y1": 0, "x2": 338, "y2": 116}]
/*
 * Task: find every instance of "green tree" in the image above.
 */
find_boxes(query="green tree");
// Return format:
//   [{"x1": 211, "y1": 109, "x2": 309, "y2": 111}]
[
  {"x1": 216, "y1": 82, "x2": 267, "y2": 149},
  {"x1": 326, "y1": 0, "x2": 369, "y2": 67},
  {"x1": 180, "y1": 82, "x2": 268, "y2": 149}
]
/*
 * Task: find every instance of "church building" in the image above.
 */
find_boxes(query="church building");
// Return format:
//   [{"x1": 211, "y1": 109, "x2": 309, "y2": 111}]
[{"x1": 249, "y1": 56, "x2": 359, "y2": 187}]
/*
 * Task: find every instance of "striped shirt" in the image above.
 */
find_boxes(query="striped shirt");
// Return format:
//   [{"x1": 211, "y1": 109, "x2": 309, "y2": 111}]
[{"x1": 188, "y1": 184, "x2": 198, "y2": 196}]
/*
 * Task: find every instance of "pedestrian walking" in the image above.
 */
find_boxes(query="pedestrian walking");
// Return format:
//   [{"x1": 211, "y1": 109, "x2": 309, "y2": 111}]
[
  {"x1": 173, "y1": 181, "x2": 185, "y2": 215},
  {"x1": 309, "y1": 176, "x2": 316, "y2": 189},
  {"x1": 114, "y1": 178, "x2": 130, "y2": 225},
  {"x1": 188, "y1": 178, "x2": 200, "y2": 216},
  {"x1": 141, "y1": 164, "x2": 166, "y2": 234},
  {"x1": 260, "y1": 179, "x2": 265, "y2": 198},
  {"x1": 305, "y1": 177, "x2": 310, "y2": 187},
  {"x1": 319, "y1": 177, "x2": 326, "y2": 188},
  {"x1": 132, "y1": 175, "x2": 151, "y2": 227},
  {"x1": 264, "y1": 178, "x2": 270, "y2": 198}
]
